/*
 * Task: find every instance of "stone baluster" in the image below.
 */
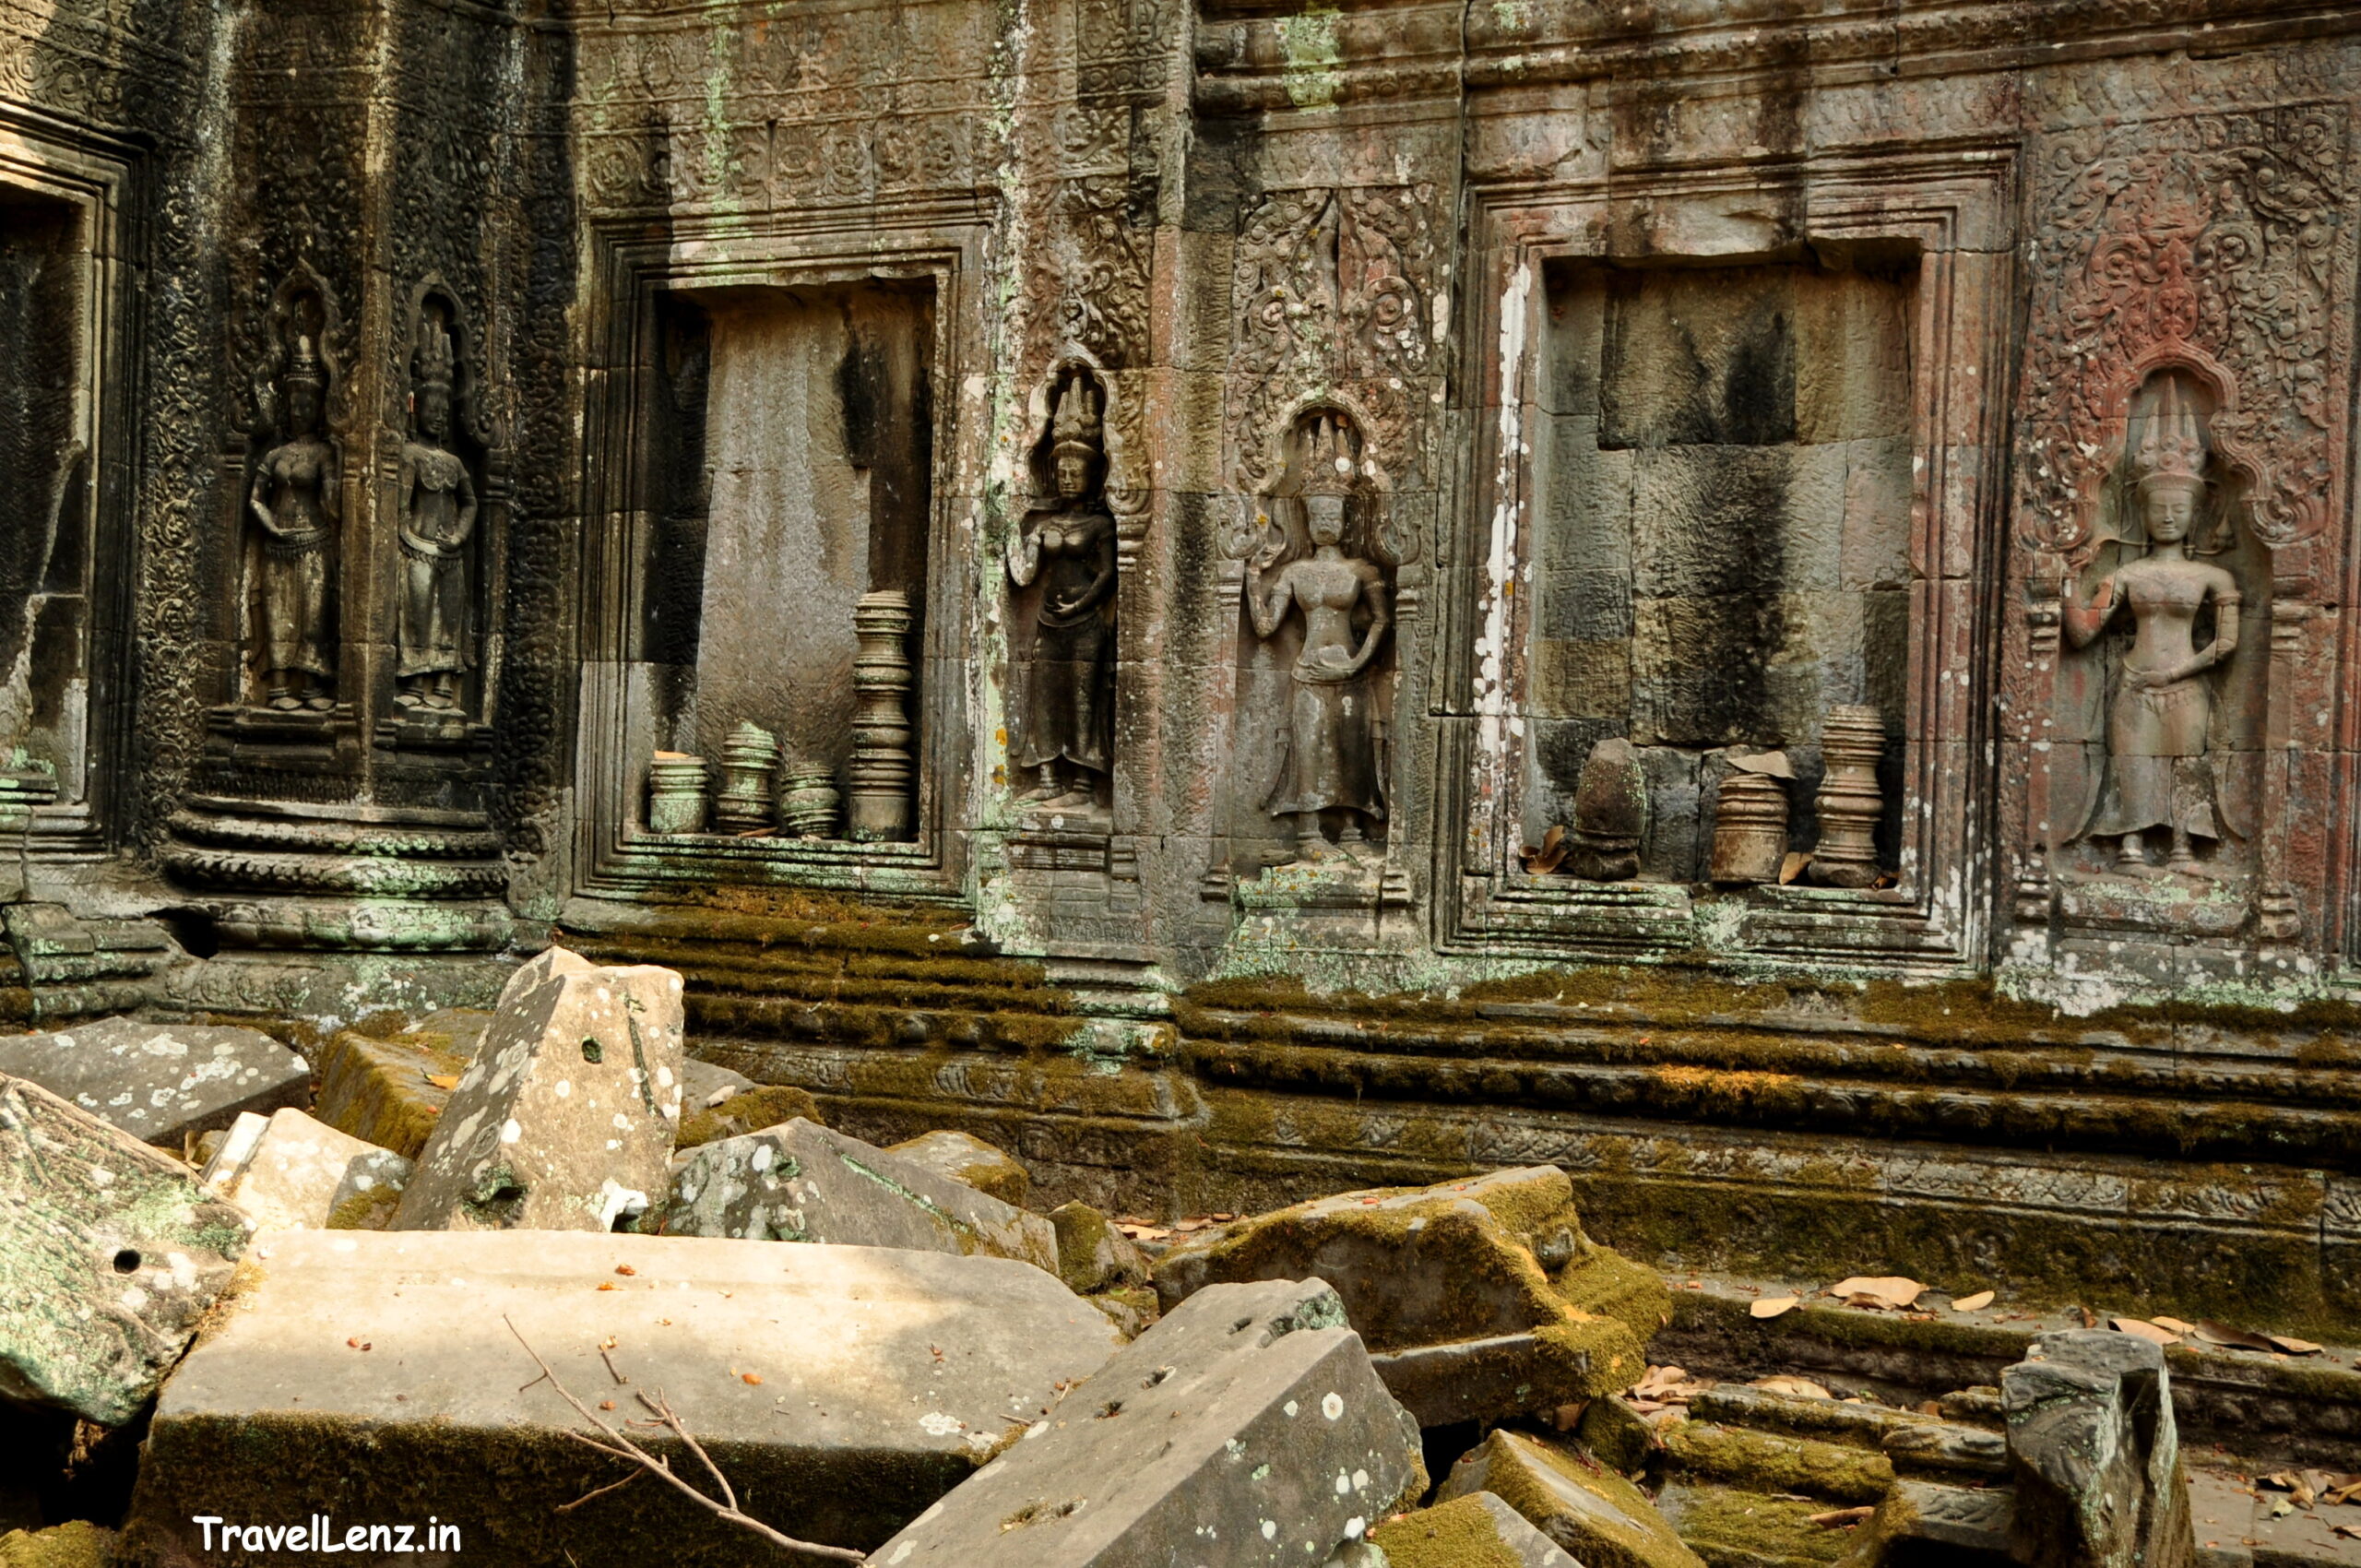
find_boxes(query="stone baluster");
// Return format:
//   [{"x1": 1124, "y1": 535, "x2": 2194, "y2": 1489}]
[
  {"x1": 1809, "y1": 705, "x2": 1885, "y2": 888},
  {"x1": 848, "y1": 590, "x2": 916, "y2": 842},
  {"x1": 1710, "y1": 772, "x2": 1788, "y2": 885}
]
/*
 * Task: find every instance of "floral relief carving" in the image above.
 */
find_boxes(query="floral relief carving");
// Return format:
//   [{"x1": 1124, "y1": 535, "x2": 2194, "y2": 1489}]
[
  {"x1": 2018, "y1": 104, "x2": 2354, "y2": 564},
  {"x1": 1227, "y1": 184, "x2": 1437, "y2": 499}
]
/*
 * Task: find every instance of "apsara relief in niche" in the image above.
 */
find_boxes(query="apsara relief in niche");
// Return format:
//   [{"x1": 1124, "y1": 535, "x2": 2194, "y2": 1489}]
[
  {"x1": 2018, "y1": 104, "x2": 2355, "y2": 943},
  {"x1": 1007, "y1": 369, "x2": 1118, "y2": 816},
  {"x1": 245, "y1": 316, "x2": 339, "y2": 714},
  {"x1": 396, "y1": 302, "x2": 480, "y2": 716}
]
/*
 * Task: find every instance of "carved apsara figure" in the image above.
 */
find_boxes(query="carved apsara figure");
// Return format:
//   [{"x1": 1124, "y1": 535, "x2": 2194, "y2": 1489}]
[
  {"x1": 2063, "y1": 376, "x2": 2241, "y2": 877},
  {"x1": 1250, "y1": 411, "x2": 1392, "y2": 863},
  {"x1": 247, "y1": 334, "x2": 338, "y2": 711},
  {"x1": 1006, "y1": 374, "x2": 1116, "y2": 810},
  {"x1": 397, "y1": 312, "x2": 478, "y2": 711}
]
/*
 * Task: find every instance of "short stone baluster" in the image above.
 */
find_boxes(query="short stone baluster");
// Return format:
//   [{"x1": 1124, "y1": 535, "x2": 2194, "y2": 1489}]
[
  {"x1": 1809, "y1": 705, "x2": 1885, "y2": 888},
  {"x1": 848, "y1": 589, "x2": 916, "y2": 841},
  {"x1": 1710, "y1": 772, "x2": 1788, "y2": 885},
  {"x1": 712, "y1": 721, "x2": 780, "y2": 833}
]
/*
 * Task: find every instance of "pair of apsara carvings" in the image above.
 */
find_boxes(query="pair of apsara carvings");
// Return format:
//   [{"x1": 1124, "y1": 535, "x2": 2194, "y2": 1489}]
[
  {"x1": 1008, "y1": 371, "x2": 1393, "y2": 866},
  {"x1": 246, "y1": 304, "x2": 477, "y2": 717}
]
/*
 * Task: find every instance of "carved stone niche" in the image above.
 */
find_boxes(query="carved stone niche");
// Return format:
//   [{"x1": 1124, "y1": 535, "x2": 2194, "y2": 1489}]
[
  {"x1": 1006, "y1": 362, "x2": 1121, "y2": 874},
  {"x1": 0, "y1": 170, "x2": 108, "y2": 852},
  {"x1": 635, "y1": 279, "x2": 934, "y2": 849},
  {"x1": 1518, "y1": 258, "x2": 1912, "y2": 891},
  {"x1": 1222, "y1": 405, "x2": 1402, "y2": 894}
]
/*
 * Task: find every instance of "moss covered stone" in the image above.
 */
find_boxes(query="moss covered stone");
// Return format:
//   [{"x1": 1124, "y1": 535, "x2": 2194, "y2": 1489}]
[
  {"x1": 888, "y1": 1128, "x2": 1032, "y2": 1206},
  {"x1": 1371, "y1": 1492, "x2": 1569, "y2": 1568},
  {"x1": 1441, "y1": 1428, "x2": 1704, "y2": 1568},
  {"x1": 310, "y1": 1029, "x2": 468, "y2": 1160},
  {"x1": 674, "y1": 1083, "x2": 824, "y2": 1149},
  {"x1": 1658, "y1": 1420, "x2": 1895, "y2": 1505},
  {"x1": 1654, "y1": 1481, "x2": 1863, "y2": 1567},
  {"x1": 0, "y1": 1522, "x2": 113, "y2": 1568}
]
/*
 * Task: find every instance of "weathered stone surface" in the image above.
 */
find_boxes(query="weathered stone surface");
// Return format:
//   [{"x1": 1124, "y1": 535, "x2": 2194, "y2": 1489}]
[
  {"x1": 1439, "y1": 1428, "x2": 1705, "y2": 1568},
  {"x1": 1155, "y1": 1167, "x2": 1663, "y2": 1421},
  {"x1": 659, "y1": 1117, "x2": 1058, "y2": 1274},
  {"x1": 889, "y1": 1127, "x2": 1033, "y2": 1206},
  {"x1": 311, "y1": 1028, "x2": 468, "y2": 1160},
  {"x1": 2003, "y1": 1330, "x2": 2196, "y2": 1568},
  {"x1": 1849, "y1": 1478, "x2": 2015, "y2": 1565},
  {"x1": 0, "y1": 1075, "x2": 253, "y2": 1425},
  {"x1": 675, "y1": 1082, "x2": 824, "y2": 1149},
  {"x1": 126, "y1": 1229, "x2": 1126, "y2": 1564},
  {"x1": 1567, "y1": 737, "x2": 1648, "y2": 881},
  {"x1": 1371, "y1": 1491, "x2": 1580, "y2": 1568},
  {"x1": 1050, "y1": 1201, "x2": 1150, "y2": 1294},
  {"x1": 199, "y1": 1108, "x2": 411, "y2": 1230},
  {"x1": 392, "y1": 948, "x2": 685, "y2": 1233},
  {"x1": 0, "y1": 1521, "x2": 114, "y2": 1568},
  {"x1": 681, "y1": 1055, "x2": 753, "y2": 1110},
  {"x1": 871, "y1": 1277, "x2": 1425, "y2": 1566},
  {"x1": 0, "y1": 1018, "x2": 307, "y2": 1149}
]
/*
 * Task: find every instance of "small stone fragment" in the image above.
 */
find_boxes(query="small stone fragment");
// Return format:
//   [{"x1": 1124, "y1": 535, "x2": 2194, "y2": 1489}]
[
  {"x1": 311, "y1": 1028, "x2": 468, "y2": 1160},
  {"x1": 1156, "y1": 1166, "x2": 1663, "y2": 1422},
  {"x1": 0, "y1": 1520, "x2": 115, "y2": 1568},
  {"x1": 1050, "y1": 1200, "x2": 1149, "y2": 1294},
  {"x1": 681, "y1": 1056, "x2": 753, "y2": 1110},
  {"x1": 889, "y1": 1127, "x2": 1032, "y2": 1206},
  {"x1": 1372, "y1": 1491, "x2": 1580, "y2": 1567},
  {"x1": 659, "y1": 1117, "x2": 1057, "y2": 1274},
  {"x1": 674, "y1": 1082, "x2": 824, "y2": 1149},
  {"x1": 125, "y1": 1229, "x2": 1124, "y2": 1564},
  {"x1": 391, "y1": 947, "x2": 684, "y2": 1233},
  {"x1": 0, "y1": 1016, "x2": 307, "y2": 1148},
  {"x1": 0, "y1": 1075, "x2": 254, "y2": 1425},
  {"x1": 871, "y1": 1277, "x2": 1426, "y2": 1566},
  {"x1": 199, "y1": 1107, "x2": 412, "y2": 1230},
  {"x1": 1440, "y1": 1428, "x2": 1706, "y2": 1568},
  {"x1": 2003, "y1": 1329, "x2": 2196, "y2": 1568}
]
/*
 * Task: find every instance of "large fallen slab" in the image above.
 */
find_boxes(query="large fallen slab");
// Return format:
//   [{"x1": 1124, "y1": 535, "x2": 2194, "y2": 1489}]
[
  {"x1": 1154, "y1": 1167, "x2": 1664, "y2": 1422},
  {"x1": 658, "y1": 1117, "x2": 1058, "y2": 1275},
  {"x1": 392, "y1": 948, "x2": 685, "y2": 1232},
  {"x1": 871, "y1": 1277, "x2": 1425, "y2": 1567},
  {"x1": 0, "y1": 1075, "x2": 254, "y2": 1425},
  {"x1": 125, "y1": 1229, "x2": 1126, "y2": 1565},
  {"x1": 200, "y1": 1108, "x2": 411, "y2": 1230},
  {"x1": 0, "y1": 1017, "x2": 307, "y2": 1148},
  {"x1": 1438, "y1": 1427, "x2": 1705, "y2": 1568},
  {"x1": 311, "y1": 1028, "x2": 468, "y2": 1159},
  {"x1": 887, "y1": 1129, "x2": 1032, "y2": 1206}
]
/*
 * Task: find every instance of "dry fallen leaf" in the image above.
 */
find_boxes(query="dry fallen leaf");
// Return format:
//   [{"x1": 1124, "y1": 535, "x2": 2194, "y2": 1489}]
[
  {"x1": 2323, "y1": 1476, "x2": 2361, "y2": 1507},
  {"x1": 596, "y1": 1281, "x2": 617, "y2": 1291},
  {"x1": 2191, "y1": 1320, "x2": 2280, "y2": 1354},
  {"x1": 2111, "y1": 1316, "x2": 2181, "y2": 1346},
  {"x1": 614, "y1": 1264, "x2": 637, "y2": 1277},
  {"x1": 1779, "y1": 851, "x2": 1811, "y2": 885},
  {"x1": 424, "y1": 1073, "x2": 459, "y2": 1090},
  {"x1": 1751, "y1": 1295, "x2": 1802, "y2": 1320},
  {"x1": 2270, "y1": 1335, "x2": 2324, "y2": 1356},
  {"x1": 1523, "y1": 826, "x2": 1570, "y2": 875},
  {"x1": 1951, "y1": 1289, "x2": 1995, "y2": 1313},
  {"x1": 2151, "y1": 1315, "x2": 2198, "y2": 1336},
  {"x1": 1828, "y1": 1277, "x2": 1925, "y2": 1311},
  {"x1": 1750, "y1": 1376, "x2": 1835, "y2": 1401},
  {"x1": 1809, "y1": 1507, "x2": 1875, "y2": 1529},
  {"x1": 742, "y1": 1372, "x2": 763, "y2": 1385}
]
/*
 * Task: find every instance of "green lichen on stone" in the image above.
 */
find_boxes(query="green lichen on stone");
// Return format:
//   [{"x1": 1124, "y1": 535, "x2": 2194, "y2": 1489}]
[
  {"x1": 1659, "y1": 1420, "x2": 1894, "y2": 1506},
  {"x1": 0, "y1": 1522, "x2": 114, "y2": 1568},
  {"x1": 1369, "y1": 1495, "x2": 1526, "y2": 1568}
]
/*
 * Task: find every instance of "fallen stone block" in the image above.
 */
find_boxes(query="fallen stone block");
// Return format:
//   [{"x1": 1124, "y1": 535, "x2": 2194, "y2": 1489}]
[
  {"x1": 1371, "y1": 1491, "x2": 1580, "y2": 1567},
  {"x1": 1847, "y1": 1479, "x2": 2015, "y2": 1565},
  {"x1": 1155, "y1": 1166, "x2": 1662, "y2": 1422},
  {"x1": 2003, "y1": 1329, "x2": 2196, "y2": 1568},
  {"x1": 658, "y1": 1118, "x2": 1058, "y2": 1274},
  {"x1": 682, "y1": 1056, "x2": 753, "y2": 1110},
  {"x1": 871, "y1": 1277, "x2": 1425, "y2": 1567},
  {"x1": 888, "y1": 1128, "x2": 1032, "y2": 1206},
  {"x1": 125, "y1": 1229, "x2": 1125, "y2": 1564},
  {"x1": 1050, "y1": 1201, "x2": 1150, "y2": 1295},
  {"x1": 392, "y1": 948, "x2": 684, "y2": 1233},
  {"x1": 675, "y1": 1081, "x2": 823, "y2": 1149},
  {"x1": 0, "y1": 1075, "x2": 253, "y2": 1425},
  {"x1": 311, "y1": 1028, "x2": 468, "y2": 1159},
  {"x1": 199, "y1": 1108, "x2": 411, "y2": 1230},
  {"x1": 0, "y1": 1017, "x2": 307, "y2": 1148},
  {"x1": 1439, "y1": 1428, "x2": 1705, "y2": 1568}
]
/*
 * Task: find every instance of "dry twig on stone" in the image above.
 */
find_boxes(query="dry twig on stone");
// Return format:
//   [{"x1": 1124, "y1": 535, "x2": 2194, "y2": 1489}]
[{"x1": 506, "y1": 1316, "x2": 864, "y2": 1563}]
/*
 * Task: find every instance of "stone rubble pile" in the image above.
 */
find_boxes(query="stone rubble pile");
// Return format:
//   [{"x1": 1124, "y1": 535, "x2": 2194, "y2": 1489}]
[{"x1": 0, "y1": 946, "x2": 2293, "y2": 1567}]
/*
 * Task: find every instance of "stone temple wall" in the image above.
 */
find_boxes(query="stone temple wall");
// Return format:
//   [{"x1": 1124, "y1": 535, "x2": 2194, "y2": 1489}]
[{"x1": 7, "y1": 0, "x2": 2361, "y2": 1332}]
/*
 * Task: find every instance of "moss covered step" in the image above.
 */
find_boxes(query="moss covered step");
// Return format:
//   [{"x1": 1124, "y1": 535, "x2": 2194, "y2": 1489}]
[
  {"x1": 1373, "y1": 1491, "x2": 1581, "y2": 1567},
  {"x1": 1655, "y1": 1278, "x2": 2361, "y2": 1473},
  {"x1": 1438, "y1": 1428, "x2": 1705, "y2": 1568},
  {"x1": 311, "y1": 1028, "x2": 472, "y2": 1160}
]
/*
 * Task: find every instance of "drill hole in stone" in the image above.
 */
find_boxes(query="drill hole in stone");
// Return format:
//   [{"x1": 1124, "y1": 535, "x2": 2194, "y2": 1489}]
[
  {"x1": 112, "y1": 1249, "x2": 141, "y2": 1274},
  {"x1": 581, "y1": 1038, "x2": 603, "y2": 1063}
]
